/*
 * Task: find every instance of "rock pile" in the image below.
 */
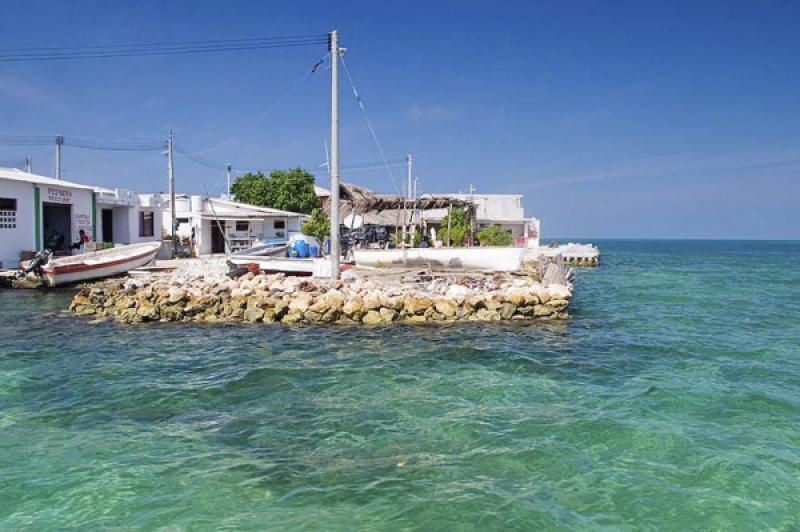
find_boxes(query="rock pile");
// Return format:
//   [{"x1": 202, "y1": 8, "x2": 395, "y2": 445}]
[{"x1": 70, "y1": 271, "x2": 572, "y2": 325}]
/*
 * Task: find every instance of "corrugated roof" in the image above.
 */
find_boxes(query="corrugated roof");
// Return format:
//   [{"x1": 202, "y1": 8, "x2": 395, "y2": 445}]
[{"x1": 0, "y1": 167, "x2": 96, "y2": 191}]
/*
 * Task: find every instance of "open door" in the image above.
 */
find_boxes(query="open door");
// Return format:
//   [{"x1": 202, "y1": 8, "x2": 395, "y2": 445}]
[{"x1": 211, "y1": 221, "x2": 226, "y2": 254}]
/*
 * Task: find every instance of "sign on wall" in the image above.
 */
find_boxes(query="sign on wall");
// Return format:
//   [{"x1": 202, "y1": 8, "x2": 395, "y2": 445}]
[{"x1": 46, "y1": 186, "x2": 73, "y2": 204}]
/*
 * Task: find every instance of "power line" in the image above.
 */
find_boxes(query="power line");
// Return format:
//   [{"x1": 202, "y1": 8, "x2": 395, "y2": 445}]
[
  {"x1": 188, "y1": 54, "x2": 328, "y2": 156},
  {"x1": 339, "y1": 55, "x2": 402, "y2": 195},
  {"x1": 0, "y1": 34, "x2": 329, "y2": 53},
  {"x1": 0, "y1": 36, "x2": 328, "y2": 62}
]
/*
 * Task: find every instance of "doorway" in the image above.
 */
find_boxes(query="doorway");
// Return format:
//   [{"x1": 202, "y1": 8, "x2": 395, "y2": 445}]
[
  {"x1": 211, "y1": 221, "x2": 226, "y2": 254},
  {"x1": 42, "y1": 203, "x2": 71, "y2": 254},
  {"x1": 101, "y1": 209, "x2": 113, "y2": 243}
]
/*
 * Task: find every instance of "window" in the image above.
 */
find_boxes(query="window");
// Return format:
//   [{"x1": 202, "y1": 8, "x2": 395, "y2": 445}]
[
  {"x1": 0, "y1": 197, "x2": 17, "y2": 229},
  {"x1": 273, "y1": 220, "x2": 286, "y2": 229},
  {"x1": 235, "y1": 221, "x2": 249, "y2": 232},
  {"x1": 139, "y1": 211, "x2": 154, "y2": 237}
]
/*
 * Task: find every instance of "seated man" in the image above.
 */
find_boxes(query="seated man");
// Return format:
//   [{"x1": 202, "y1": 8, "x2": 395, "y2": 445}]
[{"x1": 70, "y1": 229, "x2": 90, "y2": 252}]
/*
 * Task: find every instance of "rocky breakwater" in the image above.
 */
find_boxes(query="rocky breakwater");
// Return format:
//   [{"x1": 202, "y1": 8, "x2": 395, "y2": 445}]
[{"x1": 69, "y1": 271, "x2": 573, "y2": 325}]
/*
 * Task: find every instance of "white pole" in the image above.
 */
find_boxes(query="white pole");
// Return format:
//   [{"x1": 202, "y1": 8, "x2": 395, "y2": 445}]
[
  {"x1": 329, "y1": 30, "x2": 341, "y2": 280},
  {"x1": 226, "y1": 163, "x2": 232, "y2": 198},
  {"x1": 55, "y1": 135, "x2": 63, "y2": 179},
  {"x1": 26, "y1": 156, "x2": 32, "y2": 173},
  {"x1": 406, "y1": 153, "x2": 413, "y2": 241},
  {"x1": 168, "y1": 130, "x2": 176, "y2": 256}
]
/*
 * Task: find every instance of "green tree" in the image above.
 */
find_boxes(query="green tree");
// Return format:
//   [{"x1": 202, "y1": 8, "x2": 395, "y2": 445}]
[
  {"x1": 477, "y1": 224, "x2": 513, "y2": 246},
  {"x1": 230, "y1": 171, "x2": 269, "y2": 206},
  {"x1": 231, "y1": 167, "x2": 321, "y2": 214},
  {"x1": 265, "y1": 167, "x2": 320, "y2": 214},
  {"x1": 301, "y1": 208, "x2": 330, "y2": 240},
  {"x1": 440, "y1": 208, "x2": 471, "y2": 247}
]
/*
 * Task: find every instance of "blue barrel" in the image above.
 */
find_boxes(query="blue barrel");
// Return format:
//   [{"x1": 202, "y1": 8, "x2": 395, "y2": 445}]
[
  {"x1": 309, "y1": 244, "x2": 319, "y2": 258},
  {"x1": 296, "y1": 241, "x2": 309, "y2": 258}
]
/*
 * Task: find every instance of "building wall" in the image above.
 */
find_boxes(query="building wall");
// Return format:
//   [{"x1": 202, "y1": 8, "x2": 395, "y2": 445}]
[
  {"x1": 0, "y1": 180, "x2": 35, "y2": 268},
  {"x1": 0, "y1": 179, "x2": 93, "y2": 268}
]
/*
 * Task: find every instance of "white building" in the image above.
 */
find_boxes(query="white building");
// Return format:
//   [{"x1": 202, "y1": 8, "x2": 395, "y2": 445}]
[
  {"x1": 94, "y1": 187, "x2": 165, "y2": 246},
  {"x1": 0, "y1": 167, "x2": 96, "y2": 268},
  {"x1": 163, "y1": 195, "x2": 308, "y2": 255},
  {"x1": 421, "y1": 193, "x2": 540, "y2": 247},
  {"x1": 0, "y1": 167, "x2": 168, "y2": 268}
]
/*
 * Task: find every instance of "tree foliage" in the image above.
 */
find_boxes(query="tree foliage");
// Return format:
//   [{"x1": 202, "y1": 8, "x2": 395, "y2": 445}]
[
  {"x1": 440, "y1": 208, "x2": 471, "y2": 247},
  {"x1": 301, "y1": 208, "x2": 331, "y2": 240},
  {"x1": 477, "y1": 224, "x2": 513, "y2": 246},
  {"x1": 230, "y1": 172, "x2": 269, "y2": 206},
  {"x1": 231, "y1": 167, "x2": 320, "y2": 214}
]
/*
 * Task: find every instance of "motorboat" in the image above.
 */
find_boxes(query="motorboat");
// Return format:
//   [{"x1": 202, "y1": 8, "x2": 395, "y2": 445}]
[{"x1": 36, "y1": 242, "x2": 161, "y2": 287}]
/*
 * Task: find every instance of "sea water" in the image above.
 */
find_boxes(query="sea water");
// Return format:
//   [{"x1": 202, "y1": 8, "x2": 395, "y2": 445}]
[{"x1": 1, "y1": 240, "x2": 798, "y2": 530}]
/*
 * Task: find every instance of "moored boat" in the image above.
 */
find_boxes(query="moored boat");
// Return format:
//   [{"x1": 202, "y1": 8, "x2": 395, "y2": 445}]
[
  {"x1": 39, "y1": 242, "x2": 161, "y2": 287},
  {"x1": 353, "y1": 246, "x2": 525, "y2": 272}
]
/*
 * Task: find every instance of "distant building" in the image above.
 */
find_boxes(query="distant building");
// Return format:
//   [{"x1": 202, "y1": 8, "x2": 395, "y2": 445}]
[
  {"x1": 94, "y1": 187, "x2": 165, "y2": 246},
  {"x1": 163, "y1": 195, "x2": 308, "y2": 254},
  {"x1": 315, "y1": 185, "x2": 331, "y2": 210},
  {"x1": 421, "y1": 193, "x2": 540, "y2": 247}
]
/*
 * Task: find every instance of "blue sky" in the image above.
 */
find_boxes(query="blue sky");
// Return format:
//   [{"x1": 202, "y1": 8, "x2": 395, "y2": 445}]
[{"x1": 0, "y1": 1, "x2": 798, "y2": 239}]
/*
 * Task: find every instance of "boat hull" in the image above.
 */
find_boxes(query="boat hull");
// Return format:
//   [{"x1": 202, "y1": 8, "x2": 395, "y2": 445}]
[
  {"x1": 229, "y1": 256, "x2": 315, "y2": 276},
  {"x1": 353, "y1": 247, "x2": 525, "y2": 272},
  {"x1": 41, "y1": 242, "x2": 161, "y2": 287}
]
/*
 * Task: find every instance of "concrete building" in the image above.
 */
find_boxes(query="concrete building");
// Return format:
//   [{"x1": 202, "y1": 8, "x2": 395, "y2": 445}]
[
  {"x1": 0, "y1": 167, "x2": 96, "y2": 268},
  {"x1": 94, "y1": 187, "x2": 165, "y2": 246},
  {"x1": 163, "y1": 195, "x2": 308, "y2": 255},
  {"x1": 421, "y1": 193, "x2": 540, "y2": 247}
]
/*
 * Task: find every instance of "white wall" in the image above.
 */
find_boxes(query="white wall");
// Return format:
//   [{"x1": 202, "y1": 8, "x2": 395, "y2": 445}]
[
  {"x1": 0, "y1": 179, "x2": 94, "y2": 268},
  {"x1": 0, "y1": 180, "x2": 35, "y2": 268}
]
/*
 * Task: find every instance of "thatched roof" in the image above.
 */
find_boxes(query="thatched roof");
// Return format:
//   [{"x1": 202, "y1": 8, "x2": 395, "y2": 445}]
[{"x1": 329, "y1": 182, "x2": 475, "y2": 219}]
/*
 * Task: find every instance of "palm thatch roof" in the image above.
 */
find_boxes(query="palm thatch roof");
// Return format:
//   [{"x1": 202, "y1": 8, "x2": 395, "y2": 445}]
[{"x1": 329, "y1": 182, "x2": 475, "y2": 219}]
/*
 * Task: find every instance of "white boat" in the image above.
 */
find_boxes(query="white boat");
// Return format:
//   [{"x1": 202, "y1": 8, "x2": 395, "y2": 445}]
[
  {"x1": 229, "y1": 255, "x2": 316, "y2": 276},
  {"x1": 236, "y1": 240, "x2": 290, "y2": 257},
  {"x1": 40, "y1": 242, "x2": 161, "y2": 287},
  {"x1": 228, "y1": 255, "x2": 350, "y2": 277},
  {"x1": 352, "y1": 246, "x2": 525, "y2": 272}
]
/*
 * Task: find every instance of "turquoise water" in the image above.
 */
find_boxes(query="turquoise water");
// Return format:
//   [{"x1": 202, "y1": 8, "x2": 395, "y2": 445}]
[{"x1": 1, "y1": 240, "x2": 799, "y2": 530}]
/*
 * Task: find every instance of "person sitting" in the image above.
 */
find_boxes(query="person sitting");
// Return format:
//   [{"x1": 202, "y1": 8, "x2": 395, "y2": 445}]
[{"x1": 70, "y1": 229, "x2": 90, "y2": 252}]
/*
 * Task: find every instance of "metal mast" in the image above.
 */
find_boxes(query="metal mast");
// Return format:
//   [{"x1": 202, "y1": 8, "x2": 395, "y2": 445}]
[
  {"x1": 226, "y1": 163, "x2": 232, "y2": 198},
  {"x1": 329, "y1": 30, "x2": 341, "y2": 280},
  {"x1": 167, "y1": 130, "x2": 176, "y2": 255}
]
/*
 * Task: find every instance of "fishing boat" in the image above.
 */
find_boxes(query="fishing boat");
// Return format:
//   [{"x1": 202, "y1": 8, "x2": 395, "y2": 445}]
[
  {"x1": 235, "y1": 239, "x2": 290, "y2": 257},
  {"x1": 352, "y1": 246, "x2": 525, "y2": 272},
  {"x1": 38, "y1": 242, "x2": 161, "y2": 287},
  {"x1": 228, "y1": 255, "x2": 350, "y2": 277}
]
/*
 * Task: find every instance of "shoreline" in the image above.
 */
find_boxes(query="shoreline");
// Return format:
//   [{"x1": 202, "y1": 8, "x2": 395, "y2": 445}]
[{"x1": 69, "y1": 267, "x2": 573, "y2": 326}]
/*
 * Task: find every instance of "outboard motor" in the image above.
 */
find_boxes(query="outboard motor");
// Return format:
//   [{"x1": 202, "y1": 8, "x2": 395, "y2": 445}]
[{"x1": 18, "y1": 249, "x2": 51, "y2": 278}]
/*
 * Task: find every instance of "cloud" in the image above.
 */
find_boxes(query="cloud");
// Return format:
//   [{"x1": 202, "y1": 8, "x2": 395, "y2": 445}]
[{"x1": 406, "y1": 103, "x2": 463, "y2": 123}]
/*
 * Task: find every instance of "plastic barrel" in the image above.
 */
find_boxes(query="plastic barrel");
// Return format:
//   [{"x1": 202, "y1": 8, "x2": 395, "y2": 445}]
[{"x1": 309, "y1": 244, "x2": 318, "y2": 258}]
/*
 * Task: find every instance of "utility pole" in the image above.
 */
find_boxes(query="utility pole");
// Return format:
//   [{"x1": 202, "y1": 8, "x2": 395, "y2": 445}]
[
  {"x1": 468, "y1": 183, "x2": 476, "y2": 247},
  {"x1": 226, "y1": 163, "x2": 232, "y2": 198},
  {"x1": 55, "y1": 135, "x2": 64, "y2": 179},
  {"x1": 406, "y1": 153, "x2": 413, "y2": 241},
  {"x1": 167, "y1": 130, "x2": 176, "y2": 256},
  {"x1": 26, "y1": 156, "x2": 32, "y2": 173},
  {"x1": 329, "y1": 29, "x2": 341, "y2": 280}
]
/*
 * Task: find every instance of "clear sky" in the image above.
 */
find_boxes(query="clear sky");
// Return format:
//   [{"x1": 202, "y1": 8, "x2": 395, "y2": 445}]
[{"x1": 0, "y1": 1, "x2": 798, "y2": 239}]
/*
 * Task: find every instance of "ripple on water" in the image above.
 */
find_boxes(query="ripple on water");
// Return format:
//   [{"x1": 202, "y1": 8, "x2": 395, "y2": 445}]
[{"x1": 1, "y1": 240, "x2": 800, "y2": 530}]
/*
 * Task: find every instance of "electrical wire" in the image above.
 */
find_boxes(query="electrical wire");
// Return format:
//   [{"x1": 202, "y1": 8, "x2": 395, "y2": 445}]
[
  {"x1": 0, "y1": 34, "x2": 328, "y2": 53},
  {"x1": 339, "y1": 55, "x2": 402, "y2": 195},
  {"x1": 188, "y1": 54, "x2": 328, "y2": 156},
  {"x1": 0, "y1": 36, "x2": 328, "y2": 62}
]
